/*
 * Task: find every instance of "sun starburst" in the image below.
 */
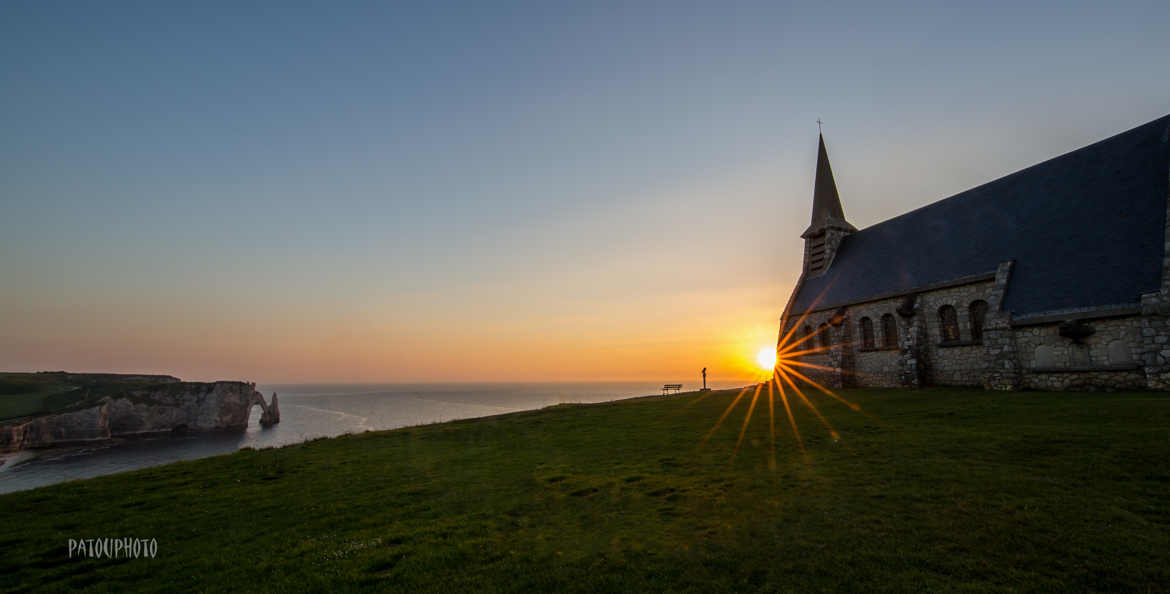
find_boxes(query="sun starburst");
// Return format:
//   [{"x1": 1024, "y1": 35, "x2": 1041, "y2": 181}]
[{"x1": 695, "y1": 291, "x2": 865, "y2": 467}]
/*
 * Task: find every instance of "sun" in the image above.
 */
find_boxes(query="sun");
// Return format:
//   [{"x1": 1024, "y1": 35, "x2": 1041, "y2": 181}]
[
  {"x1": 755, "y1": 346, "x2": 777, "y2": 372},
  {"x1": 694, "y1": 298, "x2": 865, "y2": 468}
]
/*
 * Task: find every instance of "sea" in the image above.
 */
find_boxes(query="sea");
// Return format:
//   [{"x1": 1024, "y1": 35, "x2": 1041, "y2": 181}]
[{"x1": 0, "y1": 381, "x2": 734, "y2": 494}]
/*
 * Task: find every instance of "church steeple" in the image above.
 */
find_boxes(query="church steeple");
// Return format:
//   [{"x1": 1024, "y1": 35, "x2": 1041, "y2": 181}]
[
  {"x1": 802, "y1": 134, "x2": 855, "y2": 238},
  {"x1": 800, "y1": 133, "x2": 856, "y2": 276}
]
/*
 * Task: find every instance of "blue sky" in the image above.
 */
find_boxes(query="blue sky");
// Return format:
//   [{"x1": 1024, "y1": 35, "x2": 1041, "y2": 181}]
[{"x1": 2, "y1": 1, "x2": 1167, "y2": 382}]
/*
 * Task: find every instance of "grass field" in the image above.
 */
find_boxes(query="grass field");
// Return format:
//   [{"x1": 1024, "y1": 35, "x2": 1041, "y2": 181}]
[
  {"x1": 0, "y1": 372, "x2": 182, "y2": 422},
  {"x1": 2, "y1": 386, "x2": 1169, "y2": 592},
  {"x1": 0, "y1": 374, "x2": 82, "y2": 421}
]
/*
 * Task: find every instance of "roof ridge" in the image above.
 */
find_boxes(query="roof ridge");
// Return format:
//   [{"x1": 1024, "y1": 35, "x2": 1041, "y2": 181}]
[{"x1": 849, "y1": 113, "x2": 1170, "y2": 236}]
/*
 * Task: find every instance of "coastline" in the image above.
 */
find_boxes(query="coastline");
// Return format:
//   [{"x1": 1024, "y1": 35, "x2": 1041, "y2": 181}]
[{"x1": 0, "y1": 383, "x2": 699, "y2": 493}]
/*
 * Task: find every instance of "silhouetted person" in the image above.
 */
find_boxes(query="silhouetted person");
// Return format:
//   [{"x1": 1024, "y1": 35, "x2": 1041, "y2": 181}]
[{"x1": 701, "y1": 367, "x2": 707, "y2": 390}]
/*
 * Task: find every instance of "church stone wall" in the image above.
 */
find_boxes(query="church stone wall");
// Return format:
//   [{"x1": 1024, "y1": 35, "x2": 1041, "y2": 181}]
[
  {"x1": 779, "y1": 312, "x2": 836, "y2": 388},
  {"x1": 839, "y1": 296, "x2": 909, "y2": 388},
  {"x1": 783, "y1": 280, "x2": 999, "y2": 389},
  {"x1": 852, "y1": 349, "x2": 901, "y2": 387},
  {"x1": 778, "y1": 310, "x2": 844, "y2": 389},
  {"x1": 1014, "y1": 316, "x2": 1146, "y2": 391},
  {"x1": 1139, "y1": 171, "x2": 1170, "y2": 389},
  {"x1": 1015, "y1": 318, "x2": 1142, "y2": 370},
  {"x1": 901, "y1": 281, "x2": 997, "y2": 387},
  {"x1": 783, "y1": 277, "x2": 1163, "y2": 391},
  {"x1": 928, "y1": 344, "x2": 985, "y2": 386},
  {"x1": 1140, "y1": 292, "x2": 1170, "y2": 389}
]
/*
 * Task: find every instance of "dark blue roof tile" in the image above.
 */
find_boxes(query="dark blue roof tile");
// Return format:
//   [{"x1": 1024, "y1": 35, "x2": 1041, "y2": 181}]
[{"x1": 790, "y1": 115, "x2": 1170, "y2": 316}]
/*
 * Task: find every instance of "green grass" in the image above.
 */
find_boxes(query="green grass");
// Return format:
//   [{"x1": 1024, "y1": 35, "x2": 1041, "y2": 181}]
[
  {"x1": 0, "y1": 372, "x2": 182, "y2": 421},
  {"x1": 3, "y1": 387, "x2": 1169, "y2": 592},
  {"x1": 0, "y1": 374, "x2": 81, "y2": 421}
]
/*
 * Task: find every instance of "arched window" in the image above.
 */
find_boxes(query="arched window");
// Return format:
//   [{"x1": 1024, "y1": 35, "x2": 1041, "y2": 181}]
[
  {"x1": 969, "y1": 300, "x2": 988, "y2": 343},
  {"x1": 938, "y1": 305, "x2": 960, "y2": 342},
  {"x1": 802, "y1": 325, "x2": 812, "y2": 344},
  {"x1": 818, "y1": 323, "x2": 831, "y2": 348},
  {"x1": 881, "y1": 314, "x2": 898, "y2": 349},
  {"x1": 859, "y1": 317, "x2": 874, "y2": 349}
]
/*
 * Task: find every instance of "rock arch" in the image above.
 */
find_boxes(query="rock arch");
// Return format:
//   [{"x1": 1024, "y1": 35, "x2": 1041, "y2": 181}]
[{"x1": 250, "y1": 391, "x2": 280, "y2": 427}]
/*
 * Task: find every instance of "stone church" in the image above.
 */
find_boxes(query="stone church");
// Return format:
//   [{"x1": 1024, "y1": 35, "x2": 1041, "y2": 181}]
[{"x1": 780, "y1": 114, "x2": 1170, "y2": 391}]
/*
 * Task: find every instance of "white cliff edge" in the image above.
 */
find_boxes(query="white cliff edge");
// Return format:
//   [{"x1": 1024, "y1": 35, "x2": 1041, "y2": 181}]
[{"x1": 0, "y1": 381, "x2": 280, "y2": 453}]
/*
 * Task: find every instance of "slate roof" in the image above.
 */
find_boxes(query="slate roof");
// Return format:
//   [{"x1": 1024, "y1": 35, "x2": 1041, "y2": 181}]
[{"x1": 789, "y1": 114, "x2": 1170, "y2": 317}]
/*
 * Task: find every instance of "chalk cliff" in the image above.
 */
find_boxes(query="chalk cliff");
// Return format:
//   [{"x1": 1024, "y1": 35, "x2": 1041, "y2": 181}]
[
  {"x1": 0, "y1": 404, "x2": 110, "y2": 451},
  {"x1": 0, "y1": 381, "x2": 280, "y2": 453}
]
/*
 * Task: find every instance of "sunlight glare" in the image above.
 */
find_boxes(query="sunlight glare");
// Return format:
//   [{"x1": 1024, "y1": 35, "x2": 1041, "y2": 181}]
[
  {"x1": 696, "y1": 289, "x2": 868, "y2": 468},
  {"x1": 755, "y1": 347, "x2": 777, "y2": 372}
]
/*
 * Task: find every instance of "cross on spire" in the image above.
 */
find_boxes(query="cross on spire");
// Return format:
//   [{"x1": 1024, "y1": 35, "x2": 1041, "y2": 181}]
[{"x1": 817, "y1": 118, "x2": 823, "y2": 134}]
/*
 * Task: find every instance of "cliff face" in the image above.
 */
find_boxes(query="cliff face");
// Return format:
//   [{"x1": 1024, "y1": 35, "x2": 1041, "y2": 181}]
[
  {"x1": 0, "y1": 381, "x2": 279, "y2": 453},
  {"x1": 0, "y1": 404, "x2": 110, "y2": 451},
  {"x1": 106, "y1": 381, "x2": 268, "y2": 435}
]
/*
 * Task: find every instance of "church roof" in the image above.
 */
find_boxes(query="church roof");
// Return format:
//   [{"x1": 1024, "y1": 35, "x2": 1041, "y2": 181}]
[
  {"x1": 790, "y1": 114, "x2": 1170, "y2": 317},
  {"x1": 802, "y1": 134, "x2": 856, "y2": 237}
]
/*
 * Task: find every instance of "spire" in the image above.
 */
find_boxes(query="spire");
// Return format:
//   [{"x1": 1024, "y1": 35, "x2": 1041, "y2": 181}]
[
  {"x1": 812, "y1": 134, "x2": 844, "y2": 222},
  {"x1": 802, "y1": 134, "x2": 855, "y2": 237}
]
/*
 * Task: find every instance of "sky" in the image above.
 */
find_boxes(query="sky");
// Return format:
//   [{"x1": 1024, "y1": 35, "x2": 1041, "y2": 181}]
[{"x1": 1, "y1": 0, "x2": 1168, "y2": 383}]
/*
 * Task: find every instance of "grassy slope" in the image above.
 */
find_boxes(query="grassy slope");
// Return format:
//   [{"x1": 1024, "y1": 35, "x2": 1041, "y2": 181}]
[
  {"x1": 2, "y1": 387, "x2": 1169, "y2": 592},
  {"x1": 0, "y1": 374, "x2": 81, "y2": 421},
  {"x1": 0, "y1": 373, "x2": 182, "y2": 422}
]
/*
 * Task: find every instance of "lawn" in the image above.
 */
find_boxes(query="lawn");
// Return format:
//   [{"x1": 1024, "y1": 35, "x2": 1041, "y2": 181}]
[{"x1": 2, "y1": 386, "x2": 1168, "y2": 592}]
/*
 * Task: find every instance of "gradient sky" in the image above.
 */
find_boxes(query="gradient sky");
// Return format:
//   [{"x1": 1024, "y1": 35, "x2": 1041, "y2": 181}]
[{"x1": 2, "y1": 1, "x2": 1168, "y2": 383}]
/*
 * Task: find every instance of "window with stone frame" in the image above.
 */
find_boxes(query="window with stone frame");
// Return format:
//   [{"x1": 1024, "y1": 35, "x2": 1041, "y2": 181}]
[
  {"x1": 802, "y1": 324, "x2": 812, "y2": 345},
  {"x1": 938, "y1": 305, "x2": 960, "y2": 342},
  {"x1": 881, "y1": 313, "x2": 898, "y2": 349},
  {"x1": 859, "y1": 317, "x2": 875, "y2": 349},
  {"x1": 817, "y1": 323, "x2": 831, "y2": 348},
  {"x1": 969, "y1": 300, "x2": 988, "y2": 343}
]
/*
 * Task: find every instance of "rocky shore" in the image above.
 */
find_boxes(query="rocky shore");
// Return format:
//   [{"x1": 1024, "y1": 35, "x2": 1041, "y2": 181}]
[{"x1": 0, "y1": 380, "x2": 279, "y2": 453}]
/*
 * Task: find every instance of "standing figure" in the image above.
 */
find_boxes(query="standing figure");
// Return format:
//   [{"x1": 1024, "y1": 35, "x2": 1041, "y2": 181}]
[{"x1": 701, "y1": 367, "x2": 707, "y2": 390}]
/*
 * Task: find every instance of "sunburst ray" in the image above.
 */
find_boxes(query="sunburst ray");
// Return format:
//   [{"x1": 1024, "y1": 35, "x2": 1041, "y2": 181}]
[
  {"x1": 681, "y1": 387, "x2": 718, "y2": 410},
  {"x1": 781, "y1": 341, "x2": 858, "y2": 358},
  {"x1": 773, "y1": 370, "x2": 807, "y2": 460},
  {"x1": 776, "y1": 362, "x2": 864, "y2": 413},
  {"x1": 731, "y1": 383, "x2": 764, "y2": 464},
  {"x1": 779, "y1": 358, "x2": 861, "y2": 376},
  {"x1": 775, "y1": 367, "x2": 840, "y2": 440},
  {"x1": 699, "y1": 385, "x2": 753, "y2": 447},
  {"x1": 777, "y1": 322, "x2": 835, "y2": 356},
  {"x1": 693, "y1": 275, "x2": 878, "y2": 465},
  {"x1": 766, "y1": 378, "x2": 777, "y2": 470},
  {"x1": 774, "y1": 279, "x2": 837, "y2": 355}
]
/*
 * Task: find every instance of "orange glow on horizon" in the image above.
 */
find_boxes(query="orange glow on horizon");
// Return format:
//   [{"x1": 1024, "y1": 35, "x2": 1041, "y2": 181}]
[{"x1": 1, "y1": 282, "x2": 796, "y2": 384}]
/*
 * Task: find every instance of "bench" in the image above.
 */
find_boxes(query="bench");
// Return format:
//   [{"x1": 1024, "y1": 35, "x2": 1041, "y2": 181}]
[{"x1": 662, "y1": 384, "x2": 682, "y2": 396}]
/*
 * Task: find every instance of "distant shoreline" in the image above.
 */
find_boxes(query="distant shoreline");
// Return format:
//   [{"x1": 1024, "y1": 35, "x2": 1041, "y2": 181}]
[{"x1": 0, "y1": 383, "x2": 729, "y2": 493}]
